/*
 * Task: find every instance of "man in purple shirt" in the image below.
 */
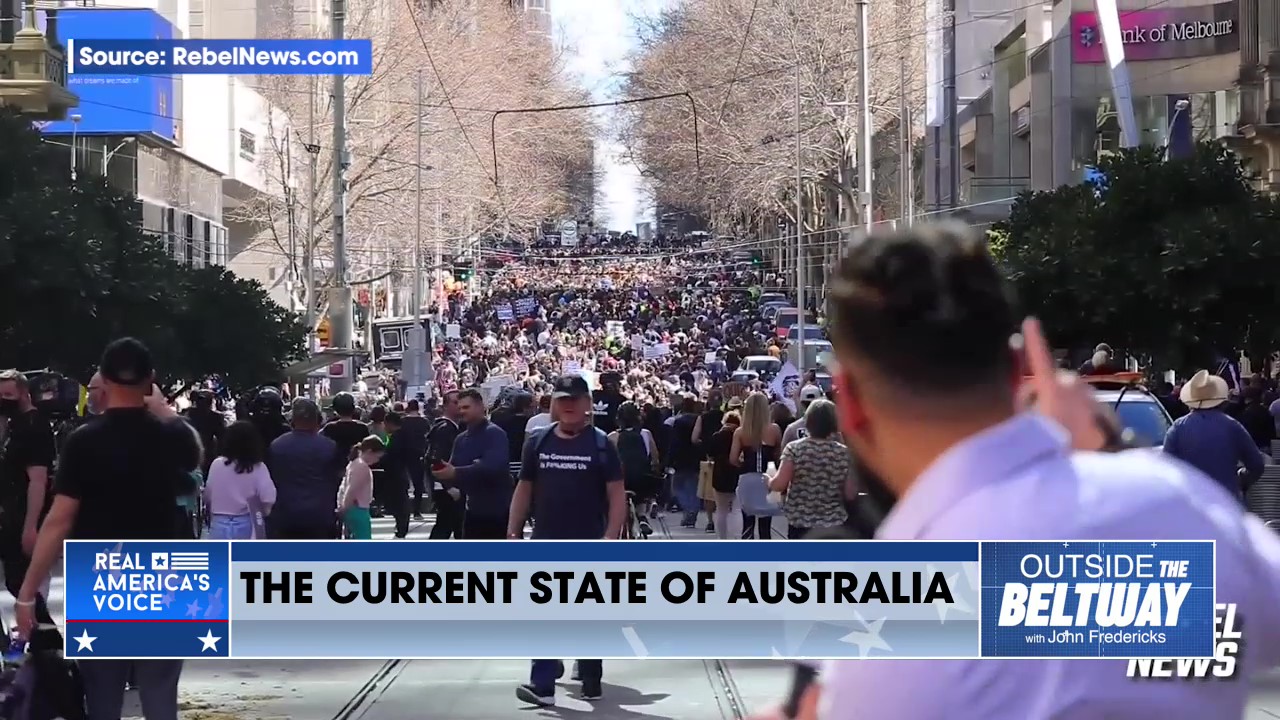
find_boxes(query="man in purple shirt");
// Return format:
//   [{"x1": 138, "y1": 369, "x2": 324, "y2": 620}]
[{"x1": 760, "y1": 224, "x2": 1280, "y2": 720}]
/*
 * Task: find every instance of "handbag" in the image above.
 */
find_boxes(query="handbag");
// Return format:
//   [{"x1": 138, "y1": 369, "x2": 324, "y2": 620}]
[
  {"x1": 736, "y1": 447, "x2": 783, "y2": 517},
  {"x1": 697, "y1": 460, "x2": 716, "y2": 501}
]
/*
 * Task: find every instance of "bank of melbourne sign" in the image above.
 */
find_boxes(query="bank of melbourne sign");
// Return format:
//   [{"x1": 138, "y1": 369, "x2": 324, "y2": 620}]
[{"x1": 1072, "y1": 1, "x2": 1238, "y2": 63}]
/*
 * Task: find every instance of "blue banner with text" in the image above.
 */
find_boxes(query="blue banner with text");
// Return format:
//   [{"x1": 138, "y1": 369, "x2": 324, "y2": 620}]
[{"x1": 66, "y1": 39, "x2": 373, "y2": 75}]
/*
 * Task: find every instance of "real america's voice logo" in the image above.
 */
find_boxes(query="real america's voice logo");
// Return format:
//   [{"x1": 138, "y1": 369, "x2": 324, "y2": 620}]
[{"x1": 980, "y1": 542, "x2": 1216, "y2": 658}]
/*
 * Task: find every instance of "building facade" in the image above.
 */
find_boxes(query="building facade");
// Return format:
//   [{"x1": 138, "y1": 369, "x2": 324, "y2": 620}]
[
  {"x1": 957, "y1": 0, "x2": 1279, "y2": 221},
  {"x1": 509, "y1": 0, "x2": 551, "y2": 40}
]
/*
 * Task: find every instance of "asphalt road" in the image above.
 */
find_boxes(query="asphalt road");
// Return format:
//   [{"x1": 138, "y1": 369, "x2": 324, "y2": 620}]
[{"x1": 11, "y1": 512, "x2": 1280, "y2": 718}]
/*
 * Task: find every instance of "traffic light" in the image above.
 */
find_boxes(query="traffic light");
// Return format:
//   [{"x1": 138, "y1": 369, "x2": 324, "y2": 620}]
[
  {"x1": 453, "y1": 257, "x2": 473, "y2": 282},
  {"x1": 316, "y1": 317, "x2": 331, "y2": 348}
]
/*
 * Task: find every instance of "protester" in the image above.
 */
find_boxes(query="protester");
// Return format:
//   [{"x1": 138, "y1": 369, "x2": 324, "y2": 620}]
[
  {"x1": 0, "y1": 369, "x2": 55, "y2": 627},
  {"x1": 435, "y1": 388, "x2": 511, "y2": 539},
  {"x1": 781, "y1": 385, "x2": 825, "y2": 447},
  {"x1": 16, "y1": 337, "x2": 200, "y2": 719},
  {"x1": 708, "y1": 411, "x2": 742, "y2": 539},
  {"x1": 266, "y1": 398, "x2": 341, "y2": 539},
  {"x1": 768, "y1": 399, "x2": 850, "y2": 538},
  {"x1": 666, "y1": 394, "x2": 703, "y2": 528},
  {"x1": 1163, "y1": 369, "x2": 1266, "y2": 500},
  {"x1": 340, "y1": 436, "x2": 385, "y2": 539},
  {"x1": 731, "y1": 392, "x2": 781, "y2": 539},
  {"x1": 427, "y1": 391, "x2": 464, "y2": 539},
  {"x1": 509, "y1": 374, "x2": 624, "y2": 707},
  {"x1": 758, "y1": 222, "x2": 1280, "y2": 720},
  {"x1": 399, "y1": 399, "x2": 432, "y2": 518},
  {"x1": 204, "y1": 420, "x2": 276, "y2": 539}
]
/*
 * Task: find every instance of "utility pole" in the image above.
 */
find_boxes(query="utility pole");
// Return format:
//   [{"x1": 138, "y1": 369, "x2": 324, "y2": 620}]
[
  {"x1": 285, "y1": 132, "x2": 297, "y2": 312},
  {"x1": 794, "y1": 59, "x2": 806, "y2": 373},
  {"x1": 856, "y1": 0, "x2": 873, "y2": 240},
  {"x1": 899, "y1": 53, "x2": 913, "y2": 226},
  {"x1": 405, "y1": 69, "x2": 426, "y2": 393},
  {"x1": 943, "y1": 0, "x2": 959, "y2": 210},
  {"x1": 304, "y1": 76, "x2": 319, "y2": 344},
  {"x1": 328, "y1": 0, "x2": 352, "y2": 392}
]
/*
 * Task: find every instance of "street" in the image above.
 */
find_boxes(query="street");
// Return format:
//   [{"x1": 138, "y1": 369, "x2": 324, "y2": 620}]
[{"x1": 8, "y1": 516, "x2": 1280, "y2": 719}]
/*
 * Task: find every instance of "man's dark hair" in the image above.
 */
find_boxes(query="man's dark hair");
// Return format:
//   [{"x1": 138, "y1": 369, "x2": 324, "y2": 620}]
[
  {"x1": 406, "y1": 399, "x2": 420, "y2": 413},
  {"x1": 828, "y1": 223, "x2": 1017, "y2": 397},
  {"x1": 457, "y1": 388, "x2": 484, "y2": 406}
]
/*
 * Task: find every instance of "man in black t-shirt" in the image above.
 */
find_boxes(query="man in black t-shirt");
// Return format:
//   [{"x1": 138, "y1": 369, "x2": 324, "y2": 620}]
[
  {"x1": 399, "y1": 399, "x2": 432, "y2": 517},
  {"x1": 15, "y1": 338, "x2": 199, "y2": 719},
  {"x1": 321, "y1": 392, "x2": 371, "y2": 465},
  {"x1": 426, "y1": 391, "x2": 463, "y2": 539},
  {"x1": 0, "y1": 369, "x2": 55, "y2": 625}
]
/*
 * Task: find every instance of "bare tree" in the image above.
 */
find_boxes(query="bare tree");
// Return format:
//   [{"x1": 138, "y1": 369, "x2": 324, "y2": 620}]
[
  {"x1": 619, "y1": 0, "x2": 929, "y2": 281},
  {"x1": 233, "y1": 0, "x2": 595, "y2": 322}
]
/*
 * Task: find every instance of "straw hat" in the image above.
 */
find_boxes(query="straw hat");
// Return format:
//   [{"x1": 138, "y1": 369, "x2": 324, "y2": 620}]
[{"x1": 1179, "y1": 370, "x2": 1228, "y2": 410}]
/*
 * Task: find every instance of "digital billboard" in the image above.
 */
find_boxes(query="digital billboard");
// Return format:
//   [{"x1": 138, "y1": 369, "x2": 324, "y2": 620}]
[{"x1": 41, "y1": 8, "x2": 177, "y2": 141}]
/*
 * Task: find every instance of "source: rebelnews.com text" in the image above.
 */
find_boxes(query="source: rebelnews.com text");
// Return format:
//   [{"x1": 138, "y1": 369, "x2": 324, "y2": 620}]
[{"x1": 65, "y1": 39, "x2": 373, "y2": 75}]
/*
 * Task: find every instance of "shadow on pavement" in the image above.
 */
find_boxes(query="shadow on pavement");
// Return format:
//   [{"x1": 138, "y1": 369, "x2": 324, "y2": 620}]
[{"x1": 523, "y1": 682, "x2": 674, "y2": 719}]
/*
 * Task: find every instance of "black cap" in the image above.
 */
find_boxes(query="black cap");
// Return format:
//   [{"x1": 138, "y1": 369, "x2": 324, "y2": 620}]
[
  {"x1": 551, "y1": 375, "x2": 590, "y2": 400},
  {"x1": 99, "y1": 337, "x2": 154, "y2": 387}
]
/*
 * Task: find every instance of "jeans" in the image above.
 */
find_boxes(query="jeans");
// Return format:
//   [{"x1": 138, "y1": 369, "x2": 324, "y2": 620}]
[
  {"x1": 531, "y1": 659, "x2": 602, "y2": 693},
  {"x1": 81, "y1": 659, "x2": 184, "y2": 720},
  {"x1": 209, "y1": 514, "x2": 253, "y2": 540},
  {"x1": 672, "y1": 471, "x2": 700, "y2": 518}
]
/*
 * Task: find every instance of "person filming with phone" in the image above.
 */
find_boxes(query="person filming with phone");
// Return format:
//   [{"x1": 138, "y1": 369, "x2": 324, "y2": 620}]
[{"x1": 752, "y1": 223, "x2": 1280, "y2": 720}]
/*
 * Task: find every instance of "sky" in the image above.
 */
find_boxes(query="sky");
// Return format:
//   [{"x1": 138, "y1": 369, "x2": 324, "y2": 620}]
[{"x1": 551, "y1": 0, "x2": 673, "y2": 231}]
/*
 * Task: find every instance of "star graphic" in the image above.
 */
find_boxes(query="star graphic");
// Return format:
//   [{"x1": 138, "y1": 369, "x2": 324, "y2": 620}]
[
  {"x1": 927, "y1": 565, "x2": 975, "y2": 625},
  {"x1": 74, "y1": 629, "x2": 97, "y2": 652},
  {"x1": 198, "y1": 629, "x2": 221, "y2": 652},
  {"x1": 161, "y1": 592, "x2": 175, "y2": 608},
  {"x1": 204, "y1": 588, "x2": 224, "y2": 618},
  {"x1": 838, "y1": 610, "x2": 893, "y2": 658},
  {"x1": 185, "y1": 599, "x2": 202, "y2": 618}
]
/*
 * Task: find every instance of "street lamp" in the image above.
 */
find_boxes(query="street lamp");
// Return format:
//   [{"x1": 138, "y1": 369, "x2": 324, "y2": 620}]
[
  {"x1": 102, "y1": 137, "x2": 134, "y2": 175},
  {"x1": 68, "y1": 113, "x2": 81, "y2": 181}
]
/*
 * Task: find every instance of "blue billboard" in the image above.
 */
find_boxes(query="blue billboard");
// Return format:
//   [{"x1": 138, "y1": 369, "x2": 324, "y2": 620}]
[{"x1": 42, "y1": 9, "x2": 177, "y2": 142}]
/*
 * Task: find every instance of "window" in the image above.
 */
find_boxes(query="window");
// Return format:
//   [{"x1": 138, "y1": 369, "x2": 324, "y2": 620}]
[
  {"x1": 238, "y1": 129, "x2": 257, "y2": 161},
  {"x1": 203, "y1": 220, "x2": 212, "y2": 266},
  {"x1": 164, "y1": 207, "x2": 176, "y2": 257},
  {"x1": 183, "y1": 212, "x2": 195, "y2": 265}
]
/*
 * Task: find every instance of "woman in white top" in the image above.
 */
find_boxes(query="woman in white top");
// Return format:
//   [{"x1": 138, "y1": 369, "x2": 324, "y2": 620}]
[
  {"x1": 203, "y1": 421, "x2": 277, "y2": 540},
  {"x1": 339, "y1": 436, "x2": 385, "y2": 540}
]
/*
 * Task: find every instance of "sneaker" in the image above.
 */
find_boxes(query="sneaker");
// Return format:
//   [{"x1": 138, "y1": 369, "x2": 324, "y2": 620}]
[
  {"x1": 580, "y1": 681, "x2": 602, "y2": 701},
  {"x1": 638, "y1": 520, "x2": 653, "y2": 537},
  {"x1": 516, "y1": 684, "x2": 555, "y2": 707},
  {"x1": 412, "y1": 513, "x2": 425, "y2": 521},
  {"x1": 705, "y1": 522, "x2": 717, "y2": 534}
]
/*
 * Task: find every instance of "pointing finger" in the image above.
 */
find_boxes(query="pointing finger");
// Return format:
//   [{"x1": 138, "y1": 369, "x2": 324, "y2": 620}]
[{"x1": 1021, "y1": 317, "x2": 1057, "y2": 399}]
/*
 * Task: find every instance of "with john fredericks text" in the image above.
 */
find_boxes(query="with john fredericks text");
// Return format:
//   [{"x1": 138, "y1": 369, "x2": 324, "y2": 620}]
[{"x1": 980, "y1": 541, "x2": 1216, "y2": 658}]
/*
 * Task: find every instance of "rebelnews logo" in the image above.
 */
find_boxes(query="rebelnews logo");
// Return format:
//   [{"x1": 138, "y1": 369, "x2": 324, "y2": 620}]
[{"x1": 1127, "y1": 603, "x2": 1241, "y2": 678}]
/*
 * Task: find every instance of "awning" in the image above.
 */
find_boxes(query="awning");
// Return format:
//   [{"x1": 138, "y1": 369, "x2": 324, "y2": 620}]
[{"x1": 282, "y1": 348, "x2": 367, "y2": 380}]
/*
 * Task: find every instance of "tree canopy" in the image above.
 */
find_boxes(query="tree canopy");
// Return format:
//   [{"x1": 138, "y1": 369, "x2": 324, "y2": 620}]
[
  {"x1": 992, "y1": 144, "x2": 1280, "y2": 369},
  {"x1": 0, "y1": 108, "x2": 307, "y2": 391}
]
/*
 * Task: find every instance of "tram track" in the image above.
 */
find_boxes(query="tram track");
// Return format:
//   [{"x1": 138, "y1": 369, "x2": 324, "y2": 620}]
[
  {"x1": 329, "y1": 658, "x2": 413, "y2": 720},
  {"x1": 656, "y1": 512, "x2": 751, "y2": 719}
]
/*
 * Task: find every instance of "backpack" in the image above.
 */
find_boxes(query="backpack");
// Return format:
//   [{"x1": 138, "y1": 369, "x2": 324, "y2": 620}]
[{"x1": 616, "y1": 429, "x2": 657, "y2": 497}]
